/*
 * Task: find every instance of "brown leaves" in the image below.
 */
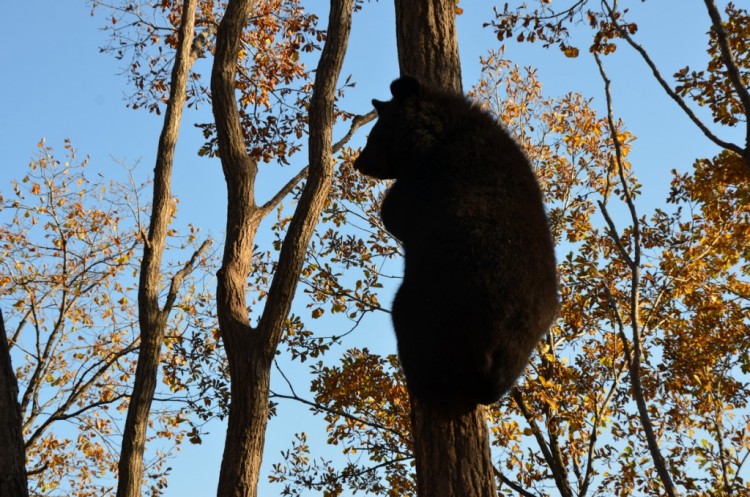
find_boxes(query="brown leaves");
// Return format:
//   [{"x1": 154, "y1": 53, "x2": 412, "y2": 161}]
[{"x1": 2, "y1": 141, "x2": 143, "y2": 495}]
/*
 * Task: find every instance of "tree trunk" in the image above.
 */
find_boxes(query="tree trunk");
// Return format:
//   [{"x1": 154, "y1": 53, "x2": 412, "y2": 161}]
[
  {"x1": 0, "y1": 309, "x2": 29, "y2": 497},
  {"x1": 411, "y1": 399, "x2": 496, "y2": 497},
  {"x1": 117, "y1": 2, "x2": 198, "y2": 496},
  {"x1": 393, "y1": 1, "x2": 497, "y2": 495},
  {"x1": 211, "y1": 0, "x2": 354, "y2": 496},
  {"x1": 394, "y1": 0, "x2": 462, "y2": 91}
]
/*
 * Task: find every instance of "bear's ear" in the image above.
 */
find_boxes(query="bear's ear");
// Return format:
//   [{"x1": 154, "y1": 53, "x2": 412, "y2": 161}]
[
  {"x1": 390, "y1": 76, "x2": 421, "y2": 100},
  {"x1": 372, "y1": 99, "x2": 387, "y2": 114}
]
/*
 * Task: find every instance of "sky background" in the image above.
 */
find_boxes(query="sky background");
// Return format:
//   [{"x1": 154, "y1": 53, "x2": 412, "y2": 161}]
[{"x1": 0, "y1": 1, "x2": 743, "y2": 496}]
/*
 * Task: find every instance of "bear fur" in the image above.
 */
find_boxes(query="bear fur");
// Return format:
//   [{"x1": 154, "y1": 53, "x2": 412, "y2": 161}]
[{"x1": 353, "y1": 76, "x2": 558, "y2": 406}]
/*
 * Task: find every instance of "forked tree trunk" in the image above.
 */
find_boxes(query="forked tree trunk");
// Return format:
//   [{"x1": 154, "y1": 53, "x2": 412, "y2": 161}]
[
  {"x1": 393, "y1": 1, "x2": 497, "y2": 495},
  {"x1": 0, "y1": 310, "x2": 29, "y2": 497},
  {"x1": 211, "y1": 0, "x2": 355, "y2": 496}
]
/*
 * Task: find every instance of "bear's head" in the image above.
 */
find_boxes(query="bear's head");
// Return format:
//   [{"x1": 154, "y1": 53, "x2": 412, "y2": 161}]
[{"x1": 353, "y1": 76, "x2": 429, "y2": 180}]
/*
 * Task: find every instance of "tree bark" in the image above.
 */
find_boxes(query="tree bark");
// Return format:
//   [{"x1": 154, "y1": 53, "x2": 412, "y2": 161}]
[
  {"x1": 411, "y1": 400, "x2": 496, "y2": 497},
  {"x1": 117, "y1": 2, "x2": 199, "y2": 496},
  {"x1": 211, "y1": 0, "x2": 354, "y2": 496},
  {"x1": 394, "y1": 0, "x2": 462, "y2": 91},
  {"x1": 0, "y1": 310, "x2": 29, "y2": 497},
  {"x1": 393, "y1": 1, "x2": 497, "y2": 495}
]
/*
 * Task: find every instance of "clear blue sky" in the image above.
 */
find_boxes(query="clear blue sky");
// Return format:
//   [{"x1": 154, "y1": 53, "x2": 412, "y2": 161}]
[{"x1": 0, "y1": 2, "x2": 739, "y2": 496}]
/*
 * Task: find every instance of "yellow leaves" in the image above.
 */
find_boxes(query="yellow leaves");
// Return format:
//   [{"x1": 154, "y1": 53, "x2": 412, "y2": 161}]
[{"x1": 563, "y1": 133, "x2": 583, "y2": 148}]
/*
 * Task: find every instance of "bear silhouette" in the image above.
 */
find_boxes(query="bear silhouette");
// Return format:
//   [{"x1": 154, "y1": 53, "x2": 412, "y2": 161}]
[{"x1": 353, "y1": 76, "x2": 558, "y2": 406}]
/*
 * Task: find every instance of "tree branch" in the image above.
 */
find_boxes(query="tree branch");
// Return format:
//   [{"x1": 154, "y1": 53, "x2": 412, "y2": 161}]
[
  {"x1": 595, "y1": 52, "x2": 678, "y2": 497},
  {"x1": 257, "y1": 110, "x2": 377, "y2": 218},
  {"x1": 492, "y1": 466, "x2": 537, "y2": 497},
  {"x1": 163, "y1": 238, "x2": 212, "y2": 314},
  {"x1": 603, "y1": 1, "x2": 744, "y2": 157},
  {"x1": 702, "y1": 0, "x2": 750, "y2": 160},
  {"x1": 511, "y1": 389, "x2": 559, "y2": 488},
  {"x1": 332, "y1": 110, "x2": 377, "y2": 152},
  {"x1": 256, "y1": 0, "x2": 354, "y2": 356},
  {"x1": 119, "y1": 1, "x2": 199, "y2": 495}
]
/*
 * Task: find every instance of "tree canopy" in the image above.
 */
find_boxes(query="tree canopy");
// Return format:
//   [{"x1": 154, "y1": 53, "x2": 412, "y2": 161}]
[{"x1": 1, "y1": 1, "x2": 749, "y2": 496}]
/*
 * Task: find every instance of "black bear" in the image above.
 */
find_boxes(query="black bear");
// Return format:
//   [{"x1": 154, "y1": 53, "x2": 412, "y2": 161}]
[{"x1": 353, "y1": 76, "x2": 558, "y2": 406}]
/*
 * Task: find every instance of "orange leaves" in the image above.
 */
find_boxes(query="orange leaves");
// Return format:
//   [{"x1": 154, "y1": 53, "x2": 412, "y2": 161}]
[
  {"x1": 2, "y1": 141, "x2": 146, "y2": 495},
  {"x1": 654, "y1": 151, "x2": 750, "y2": 403},
  {"x1": 271, "y1": 349, "x2": 416, "y2": 495}
]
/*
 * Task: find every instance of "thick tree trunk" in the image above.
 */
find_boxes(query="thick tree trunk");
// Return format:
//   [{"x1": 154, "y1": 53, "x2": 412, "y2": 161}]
[
  {"x1": 211, "y1": 0, "x2": 354, "y2": 496},
  {"x1": 117, "y1": 2, "x2": 198, "y2": 496},
  {"x1": 393, "y1": 1, "x2": 497, "y2": 496},
  {"x1": 394, "y1": 0, "x2": 462, "y2": 91},
  {"x1": 411, "y1": 400, "x2": 496, "y2": 497},
  {"x1": 0, "y1": 310, "x2": 29, "y2": 497}
]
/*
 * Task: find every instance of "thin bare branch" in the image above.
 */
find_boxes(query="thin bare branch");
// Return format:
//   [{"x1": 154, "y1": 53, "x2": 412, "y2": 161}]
[
  {"x1": 332, "y1": 110, "x2": 377, "y2": 152},
  {"x1": 258, "y1": 165, "x2": 309, "y2": 218},
  {"x1": 257, "y1": 110, "x2": 377, "y2": 218},
  {"x1": 163, "y1": 238, "x2": 212, "y2": 313},
  {"x1": 493, "y1": 466, "x2": 537, "y2": 497}
]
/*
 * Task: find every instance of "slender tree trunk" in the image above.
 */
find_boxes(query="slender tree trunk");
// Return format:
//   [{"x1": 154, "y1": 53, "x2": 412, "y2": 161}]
[
  {"x1": 117, "y1": 2, "x2": 199, "y2": 496},
  {"x1": 393, "y1": 1, "x2": 497, "y2": 495},
  {"x1": 211, "y1": 0, "x2": 354, "y2": 496},
  {"x1": 0, "y1": 310, "x2": 29, "y2": 497}
]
